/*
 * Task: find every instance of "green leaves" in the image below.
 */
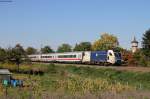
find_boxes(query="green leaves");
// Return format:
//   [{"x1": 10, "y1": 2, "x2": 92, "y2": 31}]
[
  {"x1": 74, "y1": 42, "x2": 91, "y2": 51},
  {"x1": 41, "y1": 46, "x2": 54, "y2": 54},
  {"x1": 0, "y1": 47, "x2": 6, "y2": 62},
  {"x1": 142, "y1": 29, "x2": 150, "y2": 58},
  {"x1": 26, "y1": 47, "x2": 37, "y2": 55},
  {"x1": 57, "y1": 43, "x2": 72, "y2": 52}
]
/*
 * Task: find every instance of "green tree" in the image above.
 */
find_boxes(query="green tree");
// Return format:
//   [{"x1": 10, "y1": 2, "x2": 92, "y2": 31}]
[
  {"x1": 6, "y1": 44, "x2": 27, "y2": 72},
  {"x1": 0, "y1": 47, "x2": 6, "y2": 63},
  {"x1": 41, "y1": 45, "x2": 54, "y2": 54},
  {"x1": 74, "y1": 42, "x2": 92, "y2": 51},
  {"x1": 113, "y1": 47, "x2": 125, "y2": 52},
  {"x1": 57, "y1": 43, "x2": 72, "y2": 52},
  {"x1": 92, "y1": 33, "x2": 119, "y2": 51},
  {"x1": 26, "y1": 47, "x2": 37, "y2": 55},
  {"x1": 5, "y1": 47, "x2": 13, "y2": 63},
  {"x1": 142, "y1": 29, "x2": 150, "y2": 58}
]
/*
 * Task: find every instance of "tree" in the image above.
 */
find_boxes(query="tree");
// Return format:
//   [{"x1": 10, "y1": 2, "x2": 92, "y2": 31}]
[
  {"x1": 6, "y1": 44, "x2": 27, "y2": 72},
  {"x1": 26, "y1": 47, "x2": 37, "y2": 55},
  {"x1": 0, "y1": 47, "x2": 6, "y2": 63},
  {"x1": 142, "y1": 29, "x2": 150, "y2": 58},
  {"x1": 57, "y1": 44, "x2": 72, "y2": 52},
  {"x1": 133, "y1": 50, "x2": 148, "y2": 66},
  {"x1": 113, "y1": 47, "x2": 125, "y2": 52},
  {"x1": 92, "y1": 33, "x2": 119, "y2": 51},
  {"x1": 73, "y1": 42, "x2": 92, "y2": 51},
  {"x1": 41, "y1": 45, "x2": 54, "y2": 54}
]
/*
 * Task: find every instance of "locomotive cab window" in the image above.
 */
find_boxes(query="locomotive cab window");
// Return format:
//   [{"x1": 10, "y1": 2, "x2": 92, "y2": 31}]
[
  {"x1": 109, "y1": 52, "x2": 112, "y2": 56},
  {"x1": 107, "y1": 56, "x2": 109, "y2": 60}
]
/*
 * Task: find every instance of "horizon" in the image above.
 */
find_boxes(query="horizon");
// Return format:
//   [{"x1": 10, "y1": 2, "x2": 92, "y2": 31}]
[{"x1": 0, "y1": 0, "x2": 150, "y2": 50}]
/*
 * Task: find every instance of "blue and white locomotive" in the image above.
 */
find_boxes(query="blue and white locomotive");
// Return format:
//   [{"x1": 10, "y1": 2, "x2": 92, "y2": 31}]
[{"x1": 28, "y1": 50, "x2": 122, "y2": 65}]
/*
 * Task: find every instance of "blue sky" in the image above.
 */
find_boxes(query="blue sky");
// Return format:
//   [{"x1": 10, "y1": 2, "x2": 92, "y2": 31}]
[{"x1": 0, "y1": 0, "x2": 150, "y2": 50}]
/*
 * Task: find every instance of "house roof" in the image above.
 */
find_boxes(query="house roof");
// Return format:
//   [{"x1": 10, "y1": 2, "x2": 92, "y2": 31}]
[{"x1": 0, "y1": 69, "x2": 12, "y2": 75}]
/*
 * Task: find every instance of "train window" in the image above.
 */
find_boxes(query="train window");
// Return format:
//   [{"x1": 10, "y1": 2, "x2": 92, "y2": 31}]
[
  {"x1": 41, "y1": 56, "x2": 52, "y2": 58},
  {"x1": 96, "y1": 54, "x2": 98, "y2": 57},
  {"x1": 58, "y1": 55, "x2": 76, "y2": 58},
  {"x1": 30, "y1": 56, "x2": 36, "y2": 58},
  {"x1": 48, "y1": 56, "x2": 52, "y2": 58},
  {"x1": 114, "y1": 52, "x2": 121, "y2": 58},
  {"x1": 107, "y1": 56, "x2": 109, "y2": 60},
  {"x1": 58, "y1": 55, "x2": 63, "y2": 58},
  {"x1": 109, "y1": 52, "x2": 112, "y2": 56}
]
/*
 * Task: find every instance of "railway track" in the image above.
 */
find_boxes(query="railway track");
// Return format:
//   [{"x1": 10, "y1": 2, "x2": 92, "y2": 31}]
[{"x1": 33, "y1": 62, "x2": 150, "y2": 73}]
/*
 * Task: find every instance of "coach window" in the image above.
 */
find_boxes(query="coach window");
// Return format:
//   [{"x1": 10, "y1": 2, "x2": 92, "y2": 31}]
[
  {"x1": 70, "y1": 55, "x2": 73, "y2": 58},
  {"x1": 64, "y1": 55, "x2": 66, "y2": 58},
  {"x1": 66, "y1": 55, "x2": 68, "y2": 58},
  {"x1": 58, "y1": 55, "x2": 64, "y2": 58}
]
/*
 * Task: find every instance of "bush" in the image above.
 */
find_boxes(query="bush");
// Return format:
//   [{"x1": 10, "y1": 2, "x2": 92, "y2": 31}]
[
  {"x1": 47, "y1": 63, "x2": 57, "y2": 74},
  {"x1": 133, "y1": 50, "x2": 149, "y2": 66}
]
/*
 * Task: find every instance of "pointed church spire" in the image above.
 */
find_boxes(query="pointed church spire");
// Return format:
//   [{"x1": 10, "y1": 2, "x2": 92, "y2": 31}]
[{"x1": 131, "y1": 36, "x2": 138, "y2": 43}]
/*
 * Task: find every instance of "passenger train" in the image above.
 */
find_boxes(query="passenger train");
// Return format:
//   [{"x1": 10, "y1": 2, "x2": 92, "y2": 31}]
[{"x1": 28, "y1": 50, "x2": 122, "y2": 65}]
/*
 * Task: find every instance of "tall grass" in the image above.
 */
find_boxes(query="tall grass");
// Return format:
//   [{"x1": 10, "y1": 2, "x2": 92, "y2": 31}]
[
  {"x1": 65, "y1": 65, "x2": 150, "y2": 90},
  {"x1": 55, "y1": 75, "x2": 134, "y2": 94}
]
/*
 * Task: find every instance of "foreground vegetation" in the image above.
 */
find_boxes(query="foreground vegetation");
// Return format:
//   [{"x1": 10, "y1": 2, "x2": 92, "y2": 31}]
[{"x1": 0, "y1": 63, "x2": 150, "y2": 98}]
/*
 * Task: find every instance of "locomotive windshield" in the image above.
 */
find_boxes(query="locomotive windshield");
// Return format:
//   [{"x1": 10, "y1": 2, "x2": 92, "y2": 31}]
[{"x1": 114, "y1": 52, "x2": 121, "y2": 58}]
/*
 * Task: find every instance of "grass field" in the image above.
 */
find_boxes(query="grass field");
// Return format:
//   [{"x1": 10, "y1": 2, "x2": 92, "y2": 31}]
[{"x1": 0, "y1": 63, "x2": 150, "y2": 99}]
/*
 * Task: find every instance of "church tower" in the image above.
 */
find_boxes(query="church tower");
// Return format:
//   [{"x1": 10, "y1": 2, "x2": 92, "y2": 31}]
[{"x1": 131, "y1": 37, "x2": 138, "y2": 53}]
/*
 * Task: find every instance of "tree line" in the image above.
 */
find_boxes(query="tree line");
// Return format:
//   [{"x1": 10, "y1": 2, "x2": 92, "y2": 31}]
[{"x1": 26, "y1": 33, "x2": 119, "y2": 54}]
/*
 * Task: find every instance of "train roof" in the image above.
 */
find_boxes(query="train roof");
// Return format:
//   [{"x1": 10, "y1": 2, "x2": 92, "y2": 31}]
[
  {"x1": 28, "y1": 51, "x2": 85, "y2": 56},
  {"x1": 28, "y1": 50, "x2": 121, "y2": 56}
]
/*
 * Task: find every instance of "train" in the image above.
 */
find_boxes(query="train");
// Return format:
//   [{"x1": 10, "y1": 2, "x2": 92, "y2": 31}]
[{"x1": 28, "y1": 50, "x2": 122, "y2": 65}]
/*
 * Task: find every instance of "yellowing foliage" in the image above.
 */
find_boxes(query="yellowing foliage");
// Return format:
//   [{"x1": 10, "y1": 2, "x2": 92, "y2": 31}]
[{"x1": 92, "y1": 33, "x2": 119, "y2": 51}]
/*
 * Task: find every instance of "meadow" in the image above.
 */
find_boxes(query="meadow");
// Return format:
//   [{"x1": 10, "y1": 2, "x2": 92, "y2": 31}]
[{"x1": 0, "y1": 63, "x2": 150, "y2": 99}]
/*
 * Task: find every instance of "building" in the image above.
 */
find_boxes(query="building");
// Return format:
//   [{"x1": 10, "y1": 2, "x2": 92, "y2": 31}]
[
  {"x1": 0, "y1": 69, "x2": 12, "y2": 83},
  {"x1": 131, "y1": 37, "x2": 138, "y2": 53}
]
